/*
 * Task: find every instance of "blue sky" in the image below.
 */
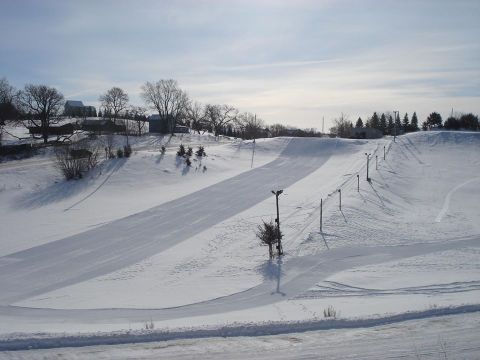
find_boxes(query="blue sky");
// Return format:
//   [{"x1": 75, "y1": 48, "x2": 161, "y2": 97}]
[{"x1": 1, "y1": 0, "x2": 479, "y2": 129}]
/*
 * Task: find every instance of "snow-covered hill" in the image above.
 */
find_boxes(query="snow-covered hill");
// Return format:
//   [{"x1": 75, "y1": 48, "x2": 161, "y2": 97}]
[{"x1": 0, "y1": 131, "x2": 479, "y2": 355}]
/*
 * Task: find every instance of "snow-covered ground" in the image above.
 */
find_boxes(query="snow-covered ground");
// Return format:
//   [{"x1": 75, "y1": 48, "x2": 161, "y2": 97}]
[{"x1": 0, "y1": 130, "x2": 479, "y2": 356}]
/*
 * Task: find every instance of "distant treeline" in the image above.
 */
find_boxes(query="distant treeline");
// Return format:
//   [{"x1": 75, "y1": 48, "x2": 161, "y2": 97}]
[{"x1": 330, "y1": 111, "x2": 479, "y2": 138}]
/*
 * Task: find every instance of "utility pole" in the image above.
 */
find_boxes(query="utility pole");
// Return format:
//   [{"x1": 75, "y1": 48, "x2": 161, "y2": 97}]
[
  {"x1": 251, "y1": 114, "x2": 256, "y2": 168},
  {"x1": 338, "y1": 189, "x2": 342, "y2": 210},
  {"x1": 272, "y1": 190, "x2": 284, "y2": 256},
  {"x1": 383, "y1": 145, "x2": 386, "y2": 160},
  {"x1": 393, "y1": 110, "x2": 399, "y2": 142},
  {"x1": 365, "y1": 153, "x2": 371, "y2": 181},
  {"x1": 376, "y1": 155, "x2": 378, "y2": 170},
  {"x1": 357, "y1": 174, "x2": 359, "y2": 192}
]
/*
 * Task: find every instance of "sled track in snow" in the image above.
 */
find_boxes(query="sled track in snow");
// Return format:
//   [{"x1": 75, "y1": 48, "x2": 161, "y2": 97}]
[{"x1": 0, "y1": 138, "x2": 338, "y2": 306}]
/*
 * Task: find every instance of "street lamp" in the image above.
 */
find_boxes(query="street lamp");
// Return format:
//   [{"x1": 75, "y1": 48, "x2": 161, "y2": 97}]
[
  {"x1": 393, "y1": 110, "x2": 399, "y2": 142},
  {"x1": 365, "y1": 153, "x2": 371, "y2": 181},
  {"x1": 271, "y1": 190, "x2": 284, "y2": 256}
]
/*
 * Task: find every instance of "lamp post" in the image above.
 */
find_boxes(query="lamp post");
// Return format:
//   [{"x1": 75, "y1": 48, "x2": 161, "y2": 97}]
[
  {"x1": 393, "y1": 110, "x2": 399, "y2": 142},
  {"x1": 271, "y1": 190, "x2": 284, "y2": 256},
  {"x1": 365, "y1": 153, "x2": 371, "y2": 181}
]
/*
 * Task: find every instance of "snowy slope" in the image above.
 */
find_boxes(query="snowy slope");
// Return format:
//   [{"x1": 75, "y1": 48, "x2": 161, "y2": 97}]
[{"x1": 0, "y1": 131, "x2": 479, "y2": 354}]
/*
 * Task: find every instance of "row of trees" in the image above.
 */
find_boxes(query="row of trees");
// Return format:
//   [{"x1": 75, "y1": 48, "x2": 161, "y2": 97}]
[
  {"x1": 331, "y1": 111, "x2": 479, "y2": 138},
  {"x1": 2, "y1": 76, "x2": 478, "y2": 146},
  {"x1": 354, "y1": 111, "x2": 420, "y2": 135},
  {"x1": 0, "y1": 77, "x2": 272, "y2": 144}
]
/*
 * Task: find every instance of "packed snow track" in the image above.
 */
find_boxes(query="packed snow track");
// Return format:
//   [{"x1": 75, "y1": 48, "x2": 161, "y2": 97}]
[{"x1": 0, "y1": 138, "x2": 336, "y2": 306}]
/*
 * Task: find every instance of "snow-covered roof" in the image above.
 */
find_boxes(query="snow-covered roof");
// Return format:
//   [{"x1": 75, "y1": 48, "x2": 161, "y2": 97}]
[{"x1": 65, "y1": 100, "x2": 84, "y2": 108}]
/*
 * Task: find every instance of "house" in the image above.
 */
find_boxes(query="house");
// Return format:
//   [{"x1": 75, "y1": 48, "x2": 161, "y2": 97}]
[
  {"x1": 350, "y1": 127, "x2": 383, "y2": 139},
  {"x1": 174, "y1": 125, "x2": 189, "y2": 133},
  {"x1": 80, "y1": 119, "x2": 125, "y2": 134},
  {"x1": 148, "y1": 114, "x2": 174, "y2": 133},
  {"x1": 64, "y1": 100, "x2": 97, "y2": 118}
]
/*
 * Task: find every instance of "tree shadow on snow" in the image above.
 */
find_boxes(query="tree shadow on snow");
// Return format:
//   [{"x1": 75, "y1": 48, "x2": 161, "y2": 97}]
[
  {"x1": 14, "y1": 158, "x2": 127, "y2": 209},
  {"x1": 257, "y1": 257, "x2": 286, "y2": 296}
]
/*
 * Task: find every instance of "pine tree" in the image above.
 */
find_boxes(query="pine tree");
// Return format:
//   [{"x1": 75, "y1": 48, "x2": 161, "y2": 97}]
[
  {"x1": 371, "y1": 112, "x2": 380, "y2": 130},
  {"x1": 355, "y1": 117, "x2": 363, "y2": 128},
  {"x1": 426, "y1": 112, "x2": 442, "y2": 129},
  {"x1": 380, "y1": 113, "x2": 387, "y2": 135},
  {"x1": 387, "y1": 115, "x2": 394, "y2": 135},
  {"x1": 402, "y1": 113, "x2": 410, "y2": 132},
  {"x1": 411, "y1": 112, "x2": 419, "y2": 131},
  {"x1": 395, "y1": 113, "x2": 402, "y2": 133}
]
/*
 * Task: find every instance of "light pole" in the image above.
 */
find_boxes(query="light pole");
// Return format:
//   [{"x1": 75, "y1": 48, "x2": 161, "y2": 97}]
[
  {"x1": 338, "y1": 189, "x2": 342, "y2": 210},
  {"x1": 272, "y1": 190, "x2": 284, "y2": 256},
  {"x1": 393, "y1": 110, "x2": 399, "y2": 142},
  {"x1": 365, "y1": 153, "x2": 371, "y2": 181}
]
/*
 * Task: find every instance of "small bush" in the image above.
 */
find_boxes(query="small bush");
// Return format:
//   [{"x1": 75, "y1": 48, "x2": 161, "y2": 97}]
[
  {"x1": 186, "y1": 146, "x2": 193, "y2": 156},
  {"x1": 161, "y1": 145, "x2": 166, "y2": 154},
  {"x1": 196, "y1": 145, "x2": 206, "y2": 156},
  {"x1": 123, "y1": 144, "x2": 132, "y2": 157},
  {"x1": 323, "y1": 305, "x2": 337, "y2": 318},
  {"x1": 185, "y1": 157, "x2": 192, "y2": 167},
  {"x1": 117, "y1": 148, "x2": 124, "y2": 158},
  {"x1": 55, "y1": 145, "x2": 98, "y2": 180},
  {"x1": 177, "y1": 144, "x2": 186, "y2": 156},
  {"x1": 256, "y1": 220, "x2": 281, "y2": 259}
]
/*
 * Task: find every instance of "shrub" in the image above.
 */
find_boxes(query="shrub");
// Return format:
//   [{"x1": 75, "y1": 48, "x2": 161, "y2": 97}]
[
  {"x1": 161, "y1": 145, "x2": 166, "y2": 154},
  {"x1": 186, "y1": 146, "x2": 193, "y2": 156},
  {"x1": 117, "y1": 148, "x2": 124, "y2": 158},
  {"x1": 185, "y1": 157, "x2": 192, "y2": 167},
  {"x1": 323, "y1": 305, "x2": 337, "y2": 318},
  {"x1": 196, "y1": 145, "x2": 206, "y2": 156},
  {"x1": 256, "y1": 220, "x2": 281, "y2": 259},
  {"x1": 55, "y1": 145, "x2": 98, "y2": 180},
  {"x1": 177, "y1": 144, "x2": 185, "y2": 156}
]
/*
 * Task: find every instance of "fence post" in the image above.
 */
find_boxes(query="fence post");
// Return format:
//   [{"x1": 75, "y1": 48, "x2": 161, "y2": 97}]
[{"x1": 320, "y1": 198, "x2": 323, "y2": 233}]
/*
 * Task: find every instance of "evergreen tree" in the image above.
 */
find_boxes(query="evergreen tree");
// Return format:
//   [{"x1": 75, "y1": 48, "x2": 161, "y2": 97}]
[
  {"x1": 426, "y1": 112, "x2": 442, "y2": 129},
  {"x1": 371, "y1": 112, "x2": 380, "y2": 130},
  {"x1": 355, "y1": 117, "x2": 363, "y2": 128},
  {"x1": 402, "y1": 113, "x2": 410, "y2": 132},
  {"x1": 411, "y1": 112, "x2": 419, "y2": 131},
  {"x1": 387, "y1": 115, "x2": 394, "y2": 135},
  {"x1": 379, "y1": 113, "x2": 387, "y2": 135},
  {"x1": 395, "y1": 112, "x2": 402, "y2": 131}
]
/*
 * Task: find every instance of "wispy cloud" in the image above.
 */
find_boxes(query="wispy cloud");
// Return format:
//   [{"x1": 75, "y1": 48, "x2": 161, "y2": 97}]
[{"x1": 1, "y1": 0, "x2": 479, "y2": 129}]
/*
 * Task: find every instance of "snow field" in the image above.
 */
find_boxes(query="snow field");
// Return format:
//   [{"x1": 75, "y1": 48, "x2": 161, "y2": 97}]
[{"x1": 0, "y1": 131, "x2": 479, "y2": 352}]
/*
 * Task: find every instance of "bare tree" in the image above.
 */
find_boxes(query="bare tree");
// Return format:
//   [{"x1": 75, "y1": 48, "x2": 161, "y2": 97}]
[
  {"x1": 185, "y1": 101, "x2": 206, "y2": 134},
  {"x1": 17, "y1": 84, "x2": 64, "y2": 144},
  {"x1": 129, "y1": 106, "x2": 148, "y2": 136},
  {"x1": 237, "y1": 112, "x2": 265, "y2": 139},
  {"x1": 141, "y1": 79, "x2": 189, "y2": 134},
  {"x1": 329, "y1": 113, "x2": 353, "y2": 138},
  {"x1": 99, "y1": 87, "x2": 129, "y2": 124},
  {"x1": 0, "y1": 78, "x2": 19, "y2": 145},
  {"x1": 269, "y1": 123, "x2": 287, "y2": 137},
  {"x1": 204, "y1": 104, "x2": 238, "y2": 137}
]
